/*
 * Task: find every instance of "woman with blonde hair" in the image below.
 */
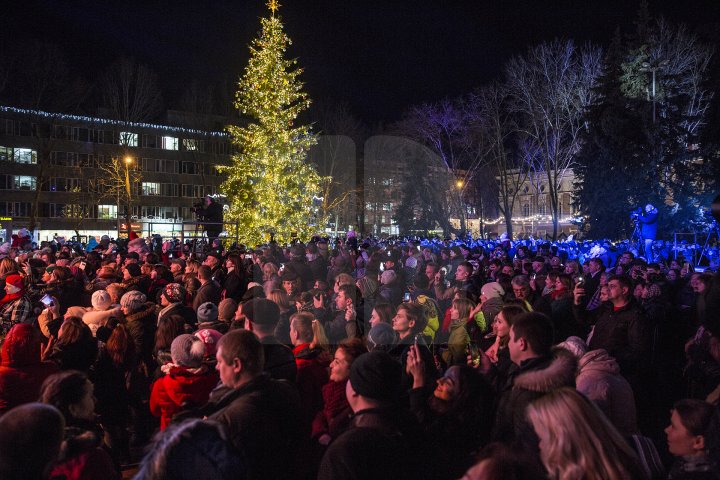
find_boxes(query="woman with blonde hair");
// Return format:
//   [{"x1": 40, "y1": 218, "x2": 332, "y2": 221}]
[
  {"x1": 289, "y1": 311, "x2": 330, "y2": 424},
  {"x1": 261, "y1": 261, "x2": 279, "y2": 282},
  {"x1": 526, "y1": 387, "x2": 646, "y2": 480}
]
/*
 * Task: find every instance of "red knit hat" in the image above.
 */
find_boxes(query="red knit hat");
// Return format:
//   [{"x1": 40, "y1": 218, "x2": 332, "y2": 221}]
[{"x1": 4, "y1": 274, "x2": 24, "y2": 294}]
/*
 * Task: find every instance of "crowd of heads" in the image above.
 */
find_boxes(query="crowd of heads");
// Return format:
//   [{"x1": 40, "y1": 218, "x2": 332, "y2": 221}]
[{"x1": 0, "y1": 230, "x2": 718, "y2": 479}]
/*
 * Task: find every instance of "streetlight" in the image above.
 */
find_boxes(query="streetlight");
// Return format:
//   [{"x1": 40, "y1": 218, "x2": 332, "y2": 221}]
[
  {"x1": 124, "y1": 157, "x2": 133, "y2": 237},
  {"x1": 640, "y1": 59, "x2": 670, "y2": 124}
]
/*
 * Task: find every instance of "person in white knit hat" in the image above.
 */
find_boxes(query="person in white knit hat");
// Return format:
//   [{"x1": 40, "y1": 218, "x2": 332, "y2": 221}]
[{"x1": 82, "y1": 290, "x2": 121, "y2": 337}]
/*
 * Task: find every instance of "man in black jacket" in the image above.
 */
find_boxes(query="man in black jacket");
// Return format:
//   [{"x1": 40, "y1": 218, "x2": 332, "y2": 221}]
[
  {"x1": 192, "y1": 266, "x2": 221, "y2": 311},
  {"x1": 493, "y1": 312, "x2": 576, "y2": 447},
  {"x1": 574, "y1": 275, "x2": 652, "y2": 388},
  {"x1": 206, "y1": 329, "x2": 305, "y2": 480},
  {"x1": 200, "y1": 195, "x2": 223, "y2": 242},
  {"x1": 318, "y1": 351, "x2": 423, "y2": 480}
]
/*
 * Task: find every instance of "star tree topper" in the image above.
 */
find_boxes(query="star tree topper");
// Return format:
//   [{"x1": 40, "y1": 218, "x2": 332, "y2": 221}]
[{"x1": 268, "y1": 0, "x2": 281, "y2": 15}]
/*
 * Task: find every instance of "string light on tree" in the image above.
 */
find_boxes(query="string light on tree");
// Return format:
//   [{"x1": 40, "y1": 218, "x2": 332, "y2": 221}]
[{"x1": 219, "y1": 0, "x2": 326, "y2": 245}]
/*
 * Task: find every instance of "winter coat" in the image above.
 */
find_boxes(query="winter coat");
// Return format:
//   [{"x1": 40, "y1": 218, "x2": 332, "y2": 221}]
[
  {"x1": 577, "y1": 299, "x2": 653, "y2": 386},
  {"x1": 192, "y1": 280, "x2": 222, "y2": 311},
  {"x1": 46, "y1": 336, "x2": 99, "y2": 373},
  {"x1": 526, "y1": 290, "x2": 552, "y2": 318},
  {"x1": 324, "y1": 309, "x2": 362, "y2": 344},
  {"x1": 668, "y1": 455, "x2": 720, "y2": 479},
  {"x1": 493, "y1": 348, "x2": 576, "y2": 447},
  {"x1": 311, "y1": 379, "x2": 352, "y2": 440},
  {"x1": 223, "y1": 270, "x2": 248, "y2": 303},
  {"x1": 443, "y1": 319, "x2": 470, "y2": 366},
  {"x1": 293, "y1": 344, "x2": 330, "y2": 424},
  {"x1": 318, "y1": 406, "x2": 424, "y2": 480},
  {"x1": 204, "y1": 373, "x2": 305, "y2": 480},
  {"x1": 125, "y1": 302, "x2": 158, "y2": 369},
  {"x1": 0, "y1": 323, "x2": 59, "y2": 414},
  {"x1": 261, "y1": 336, "x2": 298, "y2": 382},
  {"x1": 639, "y1": 209, "x2": 658, "y2": 241},
  {"x1": 576, "y1": 349, "x2": 638, "y2": 435},
  {"x1": 157, "y1": 302, "x2": 197, "y2": 332},
  {"x1": 89, "y1": 348, "x2": 133, "y2": 426},
  {"x1": 123, "y1": 274, "x2": 151, "y2": 296},
  {"x1": 49, "y1": 422, "x2": 120, "y2": 480},
  {"x1": 82, "y1": 307, "x2": 122, "y2": 337},
  {"x1": 551, "y1": 295, "x2": 586, "y2": 342},
  {"x1": 150, "y1": 364, "x2": 219, "y2": 429}
]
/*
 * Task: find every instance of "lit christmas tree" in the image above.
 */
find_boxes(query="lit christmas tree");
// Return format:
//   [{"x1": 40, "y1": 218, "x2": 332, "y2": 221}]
[{"x1": 220, "y1": 0, "x2": 324, "y2": 245}]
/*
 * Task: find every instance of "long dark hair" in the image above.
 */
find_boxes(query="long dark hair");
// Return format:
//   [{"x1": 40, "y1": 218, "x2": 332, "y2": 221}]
[
  {"x1": 106, "y1": 323, "x2": 136, "y2": 370},
  {"x1": 154, "y1": 317, "x2": 184, "y2": 355}
]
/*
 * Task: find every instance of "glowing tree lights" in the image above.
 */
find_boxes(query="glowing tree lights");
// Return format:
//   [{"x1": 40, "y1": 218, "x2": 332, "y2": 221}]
[{"x1": 220, "y1": 0, "x2": 325, "y2": 245}]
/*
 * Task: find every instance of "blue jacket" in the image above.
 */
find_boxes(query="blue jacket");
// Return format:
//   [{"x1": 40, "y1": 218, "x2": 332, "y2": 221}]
[{"x1": 639, "y1": 209, "x2": 658, "y2": 240}]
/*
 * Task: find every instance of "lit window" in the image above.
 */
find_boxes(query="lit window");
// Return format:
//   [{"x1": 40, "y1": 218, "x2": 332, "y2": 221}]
[
  {"x1": 120, "y1": 132, "x2": 138, "y2": 147},
  {"x1": 183, "y1": 139, "x2": 200, "y2": 151},
  {"x1": 14, "y1": 148, "x2": 37, "y2": 164},
  {"x1": 98, "y1": 205, "x2": 118, "y2": 219},
  {"x1": 142, "y1": 182, "x2": 160, "y2": 195},
  {"x1": 162, "y1": 136, "x2": 178, "y2": 150},
  {"x1": 13, "y1": 176, "x2": 36, "y2": 190}
]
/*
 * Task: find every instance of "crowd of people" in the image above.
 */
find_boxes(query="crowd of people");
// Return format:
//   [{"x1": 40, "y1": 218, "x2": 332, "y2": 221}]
[{"x1": 0, "y1": 230, "x2": 719, "y2": 480}]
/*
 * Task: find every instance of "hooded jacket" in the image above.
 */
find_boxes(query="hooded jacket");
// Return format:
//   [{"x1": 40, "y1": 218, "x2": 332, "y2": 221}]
[
  {"x1": 150, "y1": 364, "x2": 219, "y2": 429},
  {"x1": 0, "y1": 323, "x2": 59, "y2": 413},
  {"x1": 576, "y1": 349, "x2": 637, "y2": 435},
  {"x1": 82, "y1": 306, "x2": 122, "y2": 337},
  {"x1": 493, "y1": 348, "x2": 576, "y2": 446},
  {"x1": 125, "y1": 302, "x2": 158, "y2": 368}
]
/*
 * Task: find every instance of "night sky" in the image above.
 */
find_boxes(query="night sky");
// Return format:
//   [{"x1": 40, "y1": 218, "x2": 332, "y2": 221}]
[{"x1": 3, "y1": 1, "x2": 720, "y2": 124}]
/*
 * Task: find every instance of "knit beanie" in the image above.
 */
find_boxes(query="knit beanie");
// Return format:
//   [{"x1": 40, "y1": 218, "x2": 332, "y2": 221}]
[
  {"x1": 349, "y1": 351, "x2": 401, "y2": 401},
  {"x1": 120, "y1": 290, "x2": 147, "y2": 312},
  {"x1": 380, "y1": 270, "x2": 396, "y2": 286},
  {"x1": 4, "y1": 274, "x2": 24, "y2": 294},
  {"x1": 170, "y1": 334, "x2": 205, "y2": 368},
  {"x1": 91, "y1": 290, "x2": 112, "y2": 311},
  {"x1": 162, "y1": 283, "x2": 186, "y2": 303},
  {"x1": 194, "y1": 329, "x2": 223, "y2": 358},
  {"x1": 481, "y1": 282, "x2": 505, "y2": 299},
  {"x1": 218, "y1": 298, "x2": 238, "y2": 322},
  {"x1": 197, "y1": 302, "x2": 219, "y2": 323}
]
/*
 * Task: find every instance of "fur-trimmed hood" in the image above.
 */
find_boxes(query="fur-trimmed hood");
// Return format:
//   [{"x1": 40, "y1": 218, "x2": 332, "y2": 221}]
[
  {"x1": 82, "y1": 307, "x2": 122, "y2": 336},
  {"x1": 512, "y1": 348, "x2": 577, "y2": 393},
  {"x1": 577, "y1": 349, "x2": 620, "y2": 376}
]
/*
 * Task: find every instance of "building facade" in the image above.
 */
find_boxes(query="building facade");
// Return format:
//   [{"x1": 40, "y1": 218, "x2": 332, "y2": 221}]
[{"x1": 0, "y1": 106, "x2": 231, "y2": 242}]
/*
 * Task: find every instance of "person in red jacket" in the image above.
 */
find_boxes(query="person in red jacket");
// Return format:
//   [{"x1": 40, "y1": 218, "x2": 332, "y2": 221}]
[
  {"x1": 290, "y1": 312, "x2": 331, "y2": 425},
  {"x1": 0, "y1": 323, "x2": 59, "y2": 414},
  {"x1": 150, "y1": 334, "x2": 218, "y2": 429}
]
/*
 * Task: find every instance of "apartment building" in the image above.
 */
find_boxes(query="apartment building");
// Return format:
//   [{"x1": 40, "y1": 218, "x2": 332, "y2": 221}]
[{"x1": 0, "y1": 106, "x2": 232, "y2": 242}]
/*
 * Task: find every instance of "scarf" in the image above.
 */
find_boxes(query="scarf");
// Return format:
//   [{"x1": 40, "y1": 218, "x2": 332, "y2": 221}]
[{"x1": 0, "y1": 289, "x2": 25, "y2": 306}]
